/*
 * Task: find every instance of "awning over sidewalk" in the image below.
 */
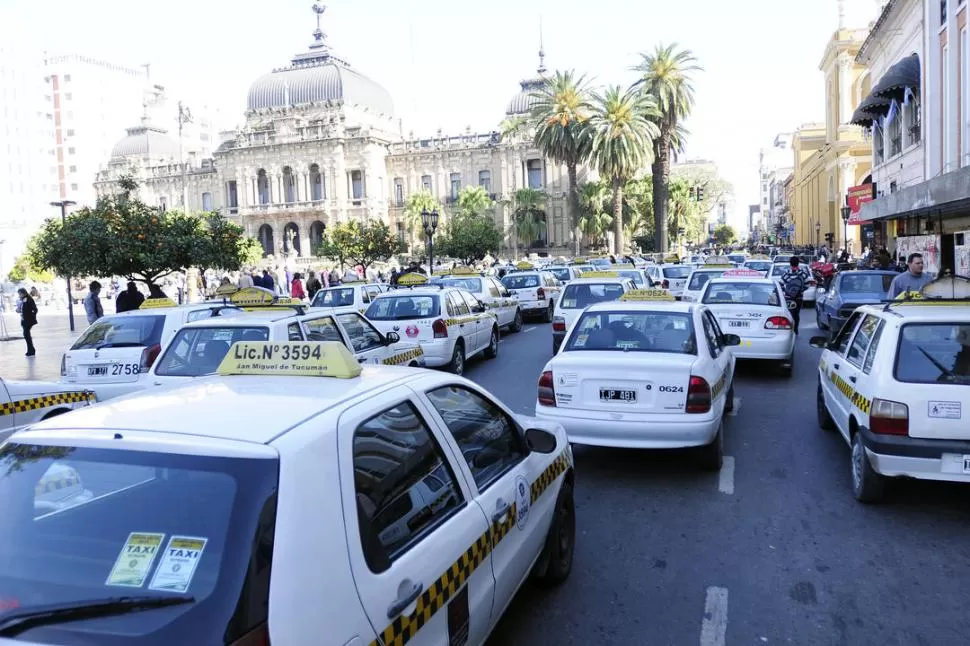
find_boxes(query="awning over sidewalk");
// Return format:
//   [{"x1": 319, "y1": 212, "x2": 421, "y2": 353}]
[
  {"x1": 858, "y1": 165, "x2": 970, "y2": 222},
  {"x1": 849, "y1": 53, "x2": 920, "y2": 126}
]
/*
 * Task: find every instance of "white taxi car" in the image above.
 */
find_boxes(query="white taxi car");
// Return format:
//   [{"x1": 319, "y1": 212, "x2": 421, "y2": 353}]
[
  {"x1": 501, "y1": 263, "x2": 562, "y2": 322},
  {"x1": 811, "y1": 277, "x2": 970, "y2": 503},
  {"x1": 435, "y1": 268, "x2": 524, "y2": 333},
  {"x1": 0, "y1": 341, "x2": 574, "y2": 644},
  {"x1": 741, "y1": 258, "x2": 773, "y2": 276},
  {"x1": 544, "y1": 266, "x2": 585, "y2": 284},
  {"x1": 701, "y1": 270, "x2": 796, "y2": 376},
  {"x1": 0, "y1": 377, "x2": 95, "y2": 442},
  {"x1": 365, "y1": 273, "x2": 499, "y2": 375},
  {"x1": 646, "y1": 264, "x2": 692, "y2": 298},
  {"x1": 60, "y1": 297, "x2": 239, "y2": 401},
  {"x1": 680, "y1": 257, "x2": 737, "y2": 302},
  {"x1": 535, "y1": 289, "x2": 739, "y2": 470},
  {"x1": 309, "y1": 280, "x2": 388, "y2": 314},
  {"x1": 551, "y1": 273, "x2": 635, "y2": 353}
]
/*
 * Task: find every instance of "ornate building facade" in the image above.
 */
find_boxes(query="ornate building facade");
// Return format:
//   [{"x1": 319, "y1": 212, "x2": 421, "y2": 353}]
[{"x1": 94, "y1": 6, "x2": 586, "y2": 259}]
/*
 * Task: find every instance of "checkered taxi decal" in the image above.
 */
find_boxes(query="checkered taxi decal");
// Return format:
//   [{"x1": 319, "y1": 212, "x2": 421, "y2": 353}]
[
  {"x1": 370, "y1": 451, "x2": 571, "y2": 646},
  {"x1": 0, "y1": 391, "x2": 96, "y2": 417},
  {"x1": 381, "y1": 348, "x2": 425, "y2": 366}
]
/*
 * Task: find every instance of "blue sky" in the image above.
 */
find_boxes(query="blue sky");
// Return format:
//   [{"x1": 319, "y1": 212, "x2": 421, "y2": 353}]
[{"x1": 5, "y1": 0, "x2": 881, "y2": 231}]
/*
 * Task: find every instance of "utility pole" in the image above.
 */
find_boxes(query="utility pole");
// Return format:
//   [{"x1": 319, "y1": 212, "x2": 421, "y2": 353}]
[
  {"x1": 50, "y1": 200, "x2": 78, "y2": 331},
  {"x1": 177, "y1": 101, "x2": 192, "y2": 210}
]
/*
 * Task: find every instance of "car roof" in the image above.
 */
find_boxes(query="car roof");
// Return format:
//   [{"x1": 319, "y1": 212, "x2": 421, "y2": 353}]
[
  {"x1": 375, "y1": 287, "x2": 444, "y2": 297},
  {"x1": 708, "y1": 277, "x2": 776, "y2": 284},
  {"x1": 103, "y1": 304, "x2": 221, "y2": 318},
  {"x1": 585, "y1": 300, "x2": 693, "y2": 313},
  {"x1": 179, "y1": 309, "x2": 301, "y2": 326},
  {"x1": 565, "y1": 277, "x2": 630, "y2": 285},
  {"x1": 26, "y1": 367, "x2": 418, "y2": 445},
  {"x1": 858, "y1": 302, "x2": 970, "y2": 322}
]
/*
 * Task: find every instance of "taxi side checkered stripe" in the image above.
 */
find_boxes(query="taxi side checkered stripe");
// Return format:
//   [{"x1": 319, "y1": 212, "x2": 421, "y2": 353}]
[
  {"x1": 711, "y1": 369, "x2": 729, "y2": 400},
  {"x1": 827, "y1": 368, "x2": 872, "y2": 415},
  {"x1": 382, "y1": 348, "x2": 425, "y2": 366},
  {"x1": 371, "y1": 451, "x2": 571, "y2": 646},
  {"x1": 0, "y1": 391, "x2": 96, "y2": 417}
]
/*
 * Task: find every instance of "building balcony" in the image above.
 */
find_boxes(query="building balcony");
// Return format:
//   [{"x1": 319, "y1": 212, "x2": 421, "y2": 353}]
[{"x1": 237, "y1": 199, "x2": 331, "y2": 217}]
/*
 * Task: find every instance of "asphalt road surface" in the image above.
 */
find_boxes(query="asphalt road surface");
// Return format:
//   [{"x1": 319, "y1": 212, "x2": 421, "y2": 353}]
[{"x1": 465, "y1": 315, "x2": 970, "y2": 646}]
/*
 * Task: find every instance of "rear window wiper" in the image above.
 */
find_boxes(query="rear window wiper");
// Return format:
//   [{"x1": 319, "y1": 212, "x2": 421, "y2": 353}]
[
  {"x1": 94, "y1": 342, "x2": 146, "y2": 349},
  {"x1": 0, "y1": 594, "x2": 194, "y2": 636},
  {"x1": 913, "y1": 344, "x2": 959, "y2": 382}
]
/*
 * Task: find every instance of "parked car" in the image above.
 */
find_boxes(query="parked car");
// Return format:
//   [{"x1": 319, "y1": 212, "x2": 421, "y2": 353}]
[{"x1": 815, "y1": 270, "x2": 897, "y2": 335}]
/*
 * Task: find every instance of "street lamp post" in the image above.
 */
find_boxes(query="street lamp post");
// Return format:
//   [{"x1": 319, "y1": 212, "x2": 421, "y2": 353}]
[
  {"x1": 840, "y1": 205, "x2": 852, "y2": 256},
  {"x1": 421, "y1": 208, "x2": 440, "y2": 272},
  {"x1": 815, "y1": 221, "x2": 821, "y2": 251},
  {"x1": 50, "y1": 200, "x2": 77, "y2": 331}
]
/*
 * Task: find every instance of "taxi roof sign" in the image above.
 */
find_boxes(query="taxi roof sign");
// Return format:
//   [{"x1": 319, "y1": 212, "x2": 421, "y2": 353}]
[
  {"x1": 721, "y1": 268, "x2": 764, "y2": 277},
  {"x1": 515, "y1": 261, "x2": 535, "y2": 270},
  {"x1": 217, "y1": 341, "x2": 362, "y2": 378},
  {"x1": 704, "y1": 256, "x2": 734, "y2": 266},
  {"x1": 449, "y1": 266, "x2": 480, "y2": 276},
  {"x1": 397, "y1": 272, "x2": 429, "y2": 286},
  {"x1": 886, "y1": 275, "x2": 970, "y2": 308},
  {"x1": 215, "y1": 283, "x2": 240, "y2": 297},
  {"x1": 582, "y1": 271, "x2": 622, "y2": 278},
  {"x1": 572, "y1": 257, "x2": 588, "y2": 265},
  {"x1": 619, "y1": 289, "x2": 675, "y2": 302},
  {"x1": 230, "y1": 286, "x2": 277, "y2": 307},
  {"x1": 139, "y1": 297, "x2": 178, "y2": 309}
]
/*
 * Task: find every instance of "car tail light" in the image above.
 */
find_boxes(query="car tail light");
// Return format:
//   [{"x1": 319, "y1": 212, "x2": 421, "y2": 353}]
[
  {"x1": 662, "y1": 279, "x2": 670, "y2": 289},
  {"x1": 538, "y1": 371, "x2": 556, "y2": 406},
  {"x1": 229, "y1": 622, "x2": 270, "y2": 646},
  {"x1": 537, "y1": 287, "x2": 546, "y2": 300},
  {"x1": 764, "y1": 316, "x2": 792, "y2": 330},
  {"x1": 139, "y1": 344, "x2": 161, "y2": 373},
  {"x1": 685, "y1": 376, "x2": 711, "y2": 414},
  {"x1": 807, "y1": 280, "x2": 817, "y2": 286},
  {"x1": 870, "y1": 398, "x2": 909, "y2": 436},
  {"x1": 552, "y1": 316, "x2": 566, "y2": 332},
  {"x1": 60, "y1": 354, "x2": 67, "y2": 377},
  {"x1": 432, "y1": 319, "x2": 448, "y2": 338}
]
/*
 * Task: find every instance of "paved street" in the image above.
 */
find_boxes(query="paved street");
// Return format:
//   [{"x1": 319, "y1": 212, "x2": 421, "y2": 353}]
[
  {"x1": 0, "y1": 309, "x2": 86, "y2": 382},
  {"x1": 464, "y1": 317, "x2": 970, "y2": 646}
]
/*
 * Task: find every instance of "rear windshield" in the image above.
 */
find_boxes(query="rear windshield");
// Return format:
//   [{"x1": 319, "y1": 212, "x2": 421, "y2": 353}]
[
  {"x1": 770, "y1": 265, "x2": 789, "y2": 277},
  {"x1": 840, "y1": 273, "x2": 895, "y2": 294},
  {"x1": 662, "y1": 266, "x2": 692, "y2": 279},
  {"x1": 727, "y1": 255, "x2": 746, "y2": 264},
  {"x1": 744, "y1": 261, "x2": 772, "y2": 273},
  {"x1": 895, "y1": 323, "x2": 970, "y2": 384},
  {"x1": 155, "y1": 326, "x2": 270, "y2": 377},
  {"x1": 560, "y1": 283, "x2": 627, "y2": 309},
  {"x1": 311, "y1": 288, "x2": 355, "y2": 308},
  {"x1": 365, "y1": 295, "x2": 440, "y2": 320},
  {"x1": 546, "y1": 268, "x2": 572, "y2": 282},
  {"x1": 72, "y1": 316, "x2": 165, "y2": 350},
  {"x1": 687, "y1": 270, "x2": 727, "y2": 290},
  {"x1": 502, "y1": 275, "x2": 540, "y2": 289},
  {"x1": 565, "y1": 311, "x2": 696, "y2": 354},
  {"x1": 440, "y1": 278, "x2": 482, "y2": 292},
  {"x1": 0, "y1": 443, "x2": 278, "y2": 644},
  {"x1": 614, "y1": 270, "x2": 646, "y2": 286},
  {"x1": 703, "y1": 282, "x2": 781, "y2": 306}
]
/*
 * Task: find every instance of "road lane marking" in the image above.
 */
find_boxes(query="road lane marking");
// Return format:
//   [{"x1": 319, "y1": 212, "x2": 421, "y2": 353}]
[
  {"x1": 523, "y1": 327, "x2": 536, "y2": 333},
  {"x1": 728, "y1": 397, "x2": 741, "y2": 417},
  {"x1": 718, "y1": 457, "x2": 735, "y2": 495},
  {"x1": 700, "y1": 586, "x2": 728, "y2": 646}
]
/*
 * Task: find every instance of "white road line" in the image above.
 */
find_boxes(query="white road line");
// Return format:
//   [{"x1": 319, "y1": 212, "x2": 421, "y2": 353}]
[
  {"x1": 728, "y1": 397, "x2": 741, "y2": 417},
  {"x1": 700, "y1": 586, "x2": 729, "y2": 646},
  {"x1": 523, "y1": 327, "x2": 537, "y2": 333},
  {"x1": 718, "y1": 456, "x2": 735, "y2": 495}
]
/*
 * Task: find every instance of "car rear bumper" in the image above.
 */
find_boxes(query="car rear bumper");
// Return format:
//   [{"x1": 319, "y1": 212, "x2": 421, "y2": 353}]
[
  {"x1": 861, "y1": 427, "x2": 970, "y2": 483},
  {"x1": 534, "y1": 405, "x2": 720, "y2": 448},
  {"x1": 416, "y1": 339, "x2": 452, "y2": 368},
  {"x1": 59, "y1": 379, "x2": 145, "y2": 401},
  {"x1": 732, "y1": 334, "x2": 795, "y2": 360}
]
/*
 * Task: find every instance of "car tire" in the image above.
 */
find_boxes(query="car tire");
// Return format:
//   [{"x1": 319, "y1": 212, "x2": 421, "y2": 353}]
[
  {"x1": 534, "y1": 480, "x2": 575, "y2": 586},
  {"x1": 510, "y1": 309, "x2": 523, "y2": 333},
  {"x1": 697, "y1": 420, "x2": 724, "y2": 471},
  {"x1": 484, "y1": 328, "x2": 499, "y2": 359},
  {"x1": 448, "y1": 343, "x2": 465, "y2": 376},
  {"x1": 543, "y1": 302, "x2": 554, "y2": 323},
  {"x1": 851, "y1": 431, "x2": 886, "y2": 503},
  {"x1": 817, "y1": 383, "x2": 836, "y2": 431},
  {"x1": 779, "y1": 352, "x2": 794, "y2": 378},
  {"x1": 724, "y1": 384, "x2": 735, "y2": 416}
]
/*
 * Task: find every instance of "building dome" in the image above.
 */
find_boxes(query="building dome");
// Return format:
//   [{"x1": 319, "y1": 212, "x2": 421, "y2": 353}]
[
  {"x1": 110, "y1": 120, "x2": 180, "y2": 161},
  {"x1": 505, "y1": 47, "x2": 548, "y2": 116}
]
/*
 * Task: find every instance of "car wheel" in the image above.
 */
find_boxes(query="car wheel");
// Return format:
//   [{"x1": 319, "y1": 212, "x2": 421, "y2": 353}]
[
  {"x1": 779, "y1": 352, "x2": 794, "y2": 378},
  {"x1": 509, "y1": 309, "x2": 523, "y2": 332},
  {"x1": 543, "y1": 302, "x2": 554, "y2": 323},
  {"x1": 448, "y1": 343, "x2": 465, "y2": 376},
  {"x1": 484, "y1": 328, "x2": 499, "y2": 359},
  {"x1": 723, "y1": 384, "x2": 735, "y2": 416},
  {"x1": 817, "y1": 383, "x2": 836, "y2": 431},
  {"x1": 534, "y1": 480, "x2": 575, "y2": 585},
  {"x1": 697, "y1": 420, "x2": 724, "y2": 471},
  {"x1": 851, "y1": 431, "x2": 886, "y2": 503}
]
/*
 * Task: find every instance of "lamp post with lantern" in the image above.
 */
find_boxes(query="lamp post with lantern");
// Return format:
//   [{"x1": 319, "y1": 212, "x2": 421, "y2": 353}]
[
  {"x1": 421, "y1": 208, "x2": 440, "y2": 273},
  {"x1": 840, "y1": 205, "x2": 852, "y2": 256},
  {"x1": 815, "y1": 221, "x2": 821, "y2": 251}
]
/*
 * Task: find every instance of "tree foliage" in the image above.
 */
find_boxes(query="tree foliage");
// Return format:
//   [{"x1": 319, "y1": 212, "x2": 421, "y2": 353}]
[
  {"x1": 6, "y1": 241, "x2": 54, "y2": 283},
  {"x1": 452, "y1": 186, "x2": 494, "y2": 218},
  {"x1": 28, "y1": 180, "x2": 259, "y2": 287},
  {"x1": 509, "y1": 187, "x2": 548, "y2": 253},
  {"x1": 714, "y1": 224, "x2": 737, "y2": 245},
  {"x1": 437, "y1": 212, "x2": 503, "y2": 266},
  {"x1": 317, "y1": 220, "x2": 402, "y2": 269},
  {"x1": 402, "y1": 189, "x2": 442, "y2": 250}
]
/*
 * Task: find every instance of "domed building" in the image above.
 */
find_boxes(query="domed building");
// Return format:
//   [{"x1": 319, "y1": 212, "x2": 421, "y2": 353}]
[{"x1": 95, "y1": 5, "x2": 585, "y2": 259}]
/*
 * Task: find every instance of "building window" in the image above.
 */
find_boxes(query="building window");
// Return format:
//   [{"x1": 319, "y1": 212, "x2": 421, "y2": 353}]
[
  {"x1": 941, "y1": 0, "x2": 947, "y2": 25},
  {"x1": 64, "y1": 74, "x2": 71, "y2": 82},
  {"x1": 478, "y1": 170, "x2": 491, "y2": 193},
  {"x1": 309, "y1": 163, "x2": 324, "y2": 200},
  {"x1": 873, "y1": 126, "x2": 884, "y2": 165},
  {"x1": 227, "y1": 180, "x2": 238, "y2": 212},
  {"x1": 68, "y1": 165, "x2": 77, "y2": 173},
  {"x1": 449, "y1": 173, "x2": 461, "y2": 200},
  {"x1": 67, "y1": 147, "x2": 75, "y2": 154},
  {"x1": 394, "y1": 178, "x2": 404, "y2": 207},
  {"x1": 396, "y1": 222, "x2": 406, "y2": 243},
  {"x1": 70, "y1": 183, "x2": 78, "y2": 191},
  {"x1": 944, "y1": 44, "x2": 953, "y2": 169},
  {"x1": 888, "y1": 109, "x2": 902, "y2": 157},
  {"x1": 282, "y1": 166, "x2": 296, "y2": 203},
  {"x1": 421, "y1": 175, "x2": 432, "y2": 192},
  {"x1": 66, "y1": 129, "x2": 74, "y2": 136},
  {"x1": 257, "y1": 169, "x2": 270, "y2": 205},
  {"x1": 351, "y1": 170, "x2": 364, "y2": 201},
  {"x1": 159, "y1": 196, "x2": 168, "y2": 211},
  {"x1": 527, "y1": 159, "x2": 543, "y2": 188},
  {"x1": 906, "y1": 95, "x2": 921, "y2": 145},
  {"x1": 202, "y1": 192, "x2": 213, "y2": 211}
]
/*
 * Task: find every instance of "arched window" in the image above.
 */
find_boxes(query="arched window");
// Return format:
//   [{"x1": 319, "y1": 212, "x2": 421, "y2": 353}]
[
  {"x1": 257, "y1": 169, "x2": 270, "y2": 205},
  {"x1": 257, "y1": 224, "x2": 274, "y2": 256},
  {"x1": 283, "y1": 166, "x2": 296, "y2": 203},
  {"x1": 310, "y1": 220, "x2": 326, "y2": 253},
  {"x1": 309, "y1": 164, "x2": 324, "y2": 201}
]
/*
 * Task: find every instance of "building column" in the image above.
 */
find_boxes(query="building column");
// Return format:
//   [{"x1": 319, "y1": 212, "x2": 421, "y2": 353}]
[
  {"x1": 838, "y1": 158, "x2": 857, "y2": 250},
  {"x1": 838, "y1": 54, "x2": 852, "y2": 125},
  {"x1": 300, "y1": 219, "x2": 313, "y2": 258}
]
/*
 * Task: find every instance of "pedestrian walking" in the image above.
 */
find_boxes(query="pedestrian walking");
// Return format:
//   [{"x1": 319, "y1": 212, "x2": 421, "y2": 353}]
[
  {"x1": 306, "y1": 271, "x2": 322, "y2": 301},
  {"x1": 290, "y1": 272, "x2": 306, "y2": 300},
  {"x1": 116, "y1": 281, "x2": 145, "y2": 313},
  {"x1": 83, "y1": 281, "x2": 104, "y2": 325},
  {"x1": 17, "y1": 288, "x2": 38, "y2": 357},
  {"x1": 780, "y1": 257, "x2": 808, "y2": 335}
]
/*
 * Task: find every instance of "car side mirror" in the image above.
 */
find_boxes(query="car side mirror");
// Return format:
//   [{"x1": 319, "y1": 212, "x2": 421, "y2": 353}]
[
  {"x1": 524, "y1": 428, "x2": 557, "y2": 454},
  {"x1": 385, "y1": 331, "x2": 400, "y2": 344},
  {"x1": 808, "y1": 335, "x2": 829, "y2": 349},
  {"x1": 473, "y1": 304, "x2": 485, "y2": 313},
  {"x1": 721, "y1": 334, "x2": 741, "y2": 346}
]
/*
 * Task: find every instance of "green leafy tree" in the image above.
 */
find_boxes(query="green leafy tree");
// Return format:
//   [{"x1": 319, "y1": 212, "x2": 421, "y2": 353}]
[
  {"x1": 587, "y1": 86, "x2": 660, "y2": 254},
  {"x1": 633, "y1": 43, "x2": 702, "y2": 254},
  {"x1": 453, "y1": 185, "x2": 494, "y2": 218},
  {"x1": 499, "y1": 116, "x2": 526, "y2": 143},
  {"x1": 714, "y1": 224, "x2": 737, "y2": 245},
  {"x1": 402, "y1": 190, "x2": 442, "y2": 252},
  {"x1": 438, "y1": 213, "x2": 503, "y2": 265},
  {"x1": 531, "y1": 70, "x2": 592, "y2": 255},
  {"x1": 28, "y1": 181, "x2": 257, "y2": 290},
  {"x1": 622, "y1": 177, "x2": 655, "y2": 243},
  {"x1": 577, "y1": 181, "x2": 612, "y2": 250},
  {"x1": 509, "y1": 187, "x2": 548, "y2": 255},
  {"x1": 317, "y1": 220, "x2": 402, "y2": 269},
  {"x1": 6, "y1": 249, "x2": 54, "y2": 283}
]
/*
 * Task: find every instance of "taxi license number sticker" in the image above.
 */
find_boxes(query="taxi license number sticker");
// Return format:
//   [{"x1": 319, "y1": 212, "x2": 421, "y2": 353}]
[
  {"x1": 929, "y1": 401, "x2": 961, "y2": 419},
  {"x1": 149, "y1": 536, "x2": 208, "y2": 593},
  {"x1": 514, "y1": 475, "x2": 531, "y2": 530},
  {"x1": 447, "y1": 584, "x2": 470, "y2": 646},
  {"x1": 105, "y1": 532, "x2": 165, "y2": 588}
]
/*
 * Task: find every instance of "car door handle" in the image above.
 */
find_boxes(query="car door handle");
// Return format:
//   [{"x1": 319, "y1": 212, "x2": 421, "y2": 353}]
[
  {"x1": 849, "y1": 376, "x2": 857, "y2": 383},
  {"x1": 492, "y1": 499, "x2": 511, "y2": 523},
  {"x1": 387, "y1": 580, "x2": 423, "y2": 618},
  {"x1": 834, "y1": 363, "x2": 840, "y2": 370}
]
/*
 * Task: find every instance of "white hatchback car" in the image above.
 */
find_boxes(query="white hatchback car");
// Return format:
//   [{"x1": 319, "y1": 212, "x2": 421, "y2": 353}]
[{"x1": 551, "y1": 276, "x2": 635, "y2": 353}]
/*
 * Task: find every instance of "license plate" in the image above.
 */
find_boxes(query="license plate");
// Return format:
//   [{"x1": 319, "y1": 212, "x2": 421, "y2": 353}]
[
  {"x1": 963, "y1": 456, "x2": 970, "y2": 474},
  {"x1": 728, "y1": 320, "x2": 750, "y2": 328},
  {"x1": 87, "y1": 366, "x2": 108, "y2": 376},
  {"x1": 600, "y1": 388, "x2": 636, "y2": 402}
]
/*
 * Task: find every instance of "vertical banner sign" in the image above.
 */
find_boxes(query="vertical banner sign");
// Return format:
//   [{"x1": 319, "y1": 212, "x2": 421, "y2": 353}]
[{"x1": 846, "y1": 183, "x2": 874, "y2": 226}]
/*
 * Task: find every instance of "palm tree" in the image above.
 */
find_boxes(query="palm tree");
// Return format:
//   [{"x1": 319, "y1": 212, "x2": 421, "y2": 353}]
[
  {"x1": 632, "y1": 43, "x2": 702, "y2": 254},
  {"x1": 577, "y1": 181, "x2": 610, "y2": 250},
  {"x1": 454, "y1": 185, "x2": 494, "y2": 218},
  {"x1": 499, "y1": 116, "x2": 526, "y2": 142},
  {"x1": 509, "y1": 187, "x2": 548, "y2": 257},
  {"x1": 402, "y1": 190, "x2": 442, "y2": 252},
  {"x1": 586, "y1": 86, "x2": 660, "y2": 255},
  {"x1": 530, "y1": 70, "x2": 592, "y2": 255}
]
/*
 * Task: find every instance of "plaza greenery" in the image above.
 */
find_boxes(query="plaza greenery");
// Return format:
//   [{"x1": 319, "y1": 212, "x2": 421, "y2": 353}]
[
  {"x1": 316, "y1": 220, "x2": 402, "y2": 269},
  {"x1": 28, "y1": 178, "x2": 263, "y2": 289},
  {"x1": 436, "y1": 187, "x2": 503, "y2": 265},
  {"x1": 714, "y1": 224, "x2": 738, "y2": 245},
  {"x1": 6, "y1": 242, "x2": 54, "y2": 283}
]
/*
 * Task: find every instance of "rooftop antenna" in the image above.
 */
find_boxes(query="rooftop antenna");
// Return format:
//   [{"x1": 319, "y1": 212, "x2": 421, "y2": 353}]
[
  {"x1": 837, "y1": 0, "x2": 845, "y2": 29},
  {"x1": 538, "y1": 16, "x2": 547, "y2": 75}
]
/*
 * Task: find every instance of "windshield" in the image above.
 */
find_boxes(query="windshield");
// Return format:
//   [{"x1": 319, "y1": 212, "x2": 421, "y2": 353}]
[
  {"x1": 727, "y1": 255, "x2": 746, "y2": 263},
  {"x1": 744, "y1": 261, "x2": 772, "y2": 273},
  {"x1": 547, "y1": 268, "x2": 572, "y2": 282},
  {"x1": 311, "y1": 288, "x2": 355, "y2": 308},
  {"x1": 502, "y1": 275, "x2": 540, "y2": 289},
  {"x1": 564, "y1": 311, "x2": 695, "y2": 354},
  {"x1": 440, "y1": 278, "x2": 482, "y2": 292},
  {"x1": 840, "y1": 273, "x2": 895, "y2": 294},
  {"x1": 0, "y1": 443, "x2": 278, "y2": 644},
  {"x1": 687, "y1": 270, "x2": 727, "y2": 290},
  {"x1": 72, "y1": 316, "x2": 165, "y2": 350},
  {"x1": 613, "y1": 270, "x2": 646, "y2": 286},
  {"x1": 896, "y1": 324, "x2": 970, "y2": 384},
  {"x1": 703, "y1": 282, "x2": 781, "y2": 306},
  {"x1": 154, "y1": 326, "x2": 270, "y2": 377},
  {"x1": 365, "y1": 295, "x2": 440, "y2": 320},
  {"x1": 663, "y1": 266, "x2": 692, "y2": 279},
  {"x1": 560, "y1": 283, "x2": 627, "y2": 309},
  {"x1": 771, "y1": 265, "x2": 791, "y2": 277}
]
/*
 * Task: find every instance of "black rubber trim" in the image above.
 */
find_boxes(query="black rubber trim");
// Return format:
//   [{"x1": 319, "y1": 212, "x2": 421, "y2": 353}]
[{"x1": 859, "y1": 426, "x2": 970, "y2": 459}]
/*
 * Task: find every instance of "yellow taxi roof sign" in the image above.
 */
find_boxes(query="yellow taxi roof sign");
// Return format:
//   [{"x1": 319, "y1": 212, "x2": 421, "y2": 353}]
[
  {"x1": 892, "y1": 276, "x2": 970, "y2": 305},
  {"x1": 704, "y1": 256, "x2": 733, "y2": 266},
  {"x1": 397, "y1": 272, "x2": 429, "y2": 286},
  {"x1": 217, "y1": 341, "x2": 362, "y2": 379},
  {"x1": 215, "y1": 283, "x2": 240, "y2": 297},
  {"x1": 432, "y1": 270, "x2": 451, "y2": 276},
  {"x1": 450, "y1": 266, "x2": 479, "y2": 276},
  {"x1": 139, "y1": 297, "x2": 178, "y2": 309},
  {"x1": 229, "y1": 286, "x2": 277, "y2": 307},
  {"x1": 572, "y1": 257, "x2": 588, "y2": 265},
  {"x1": 663, "y1": 255, "x2": 680, "y2": 263},
  {"x1": 582, "y1": 271, "x2": 622, "y2": 278},
  {"x1": 515, "y1": 261, "x2": 535, "y2": 270},
  {"x1": 619, "y1": 289, "x2": 676, "y2": 302}
]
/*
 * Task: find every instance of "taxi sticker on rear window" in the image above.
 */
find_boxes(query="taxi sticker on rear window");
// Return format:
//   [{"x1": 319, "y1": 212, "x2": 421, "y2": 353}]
[
  {"x1": 149, "y1": 536, "x2": 208, "y2": 593},
  {"x1": 105, "y1": 532, "x2": 165, "y2": 587}
]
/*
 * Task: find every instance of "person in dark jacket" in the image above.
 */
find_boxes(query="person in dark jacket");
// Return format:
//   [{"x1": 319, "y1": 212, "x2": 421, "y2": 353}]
[
  {"x1": 17, "y1": 288, "x2": 38, "y2": 356},
  {"x1": 115, "y1": 281, "x2": 145, "y2": 313},
  {"x1": 305, "y1": 271, "x2": 322, "y2": 301},
  {"x1": 261, "y1": 269, "x2": 275, "y2": 291}
]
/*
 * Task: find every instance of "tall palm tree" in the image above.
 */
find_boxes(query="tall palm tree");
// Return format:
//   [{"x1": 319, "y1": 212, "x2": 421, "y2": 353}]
[
  {"x1": 509, "y1": 187, "x2": 548, "y2": 257},
  {"x1": 402, "y1": 190, "x2": 442, "y2": 252},
  {"x1": 530, "y1": 70, "x2": 592, "y2": 255},
  {"x1": 587, "y1": 86, "x2": 660, "y2": 255},
  {"x1": 633, "y1": 44, "x2": 702, "y2": 254},
  {"x1": 578, "y1": 181, "x2": 611, "y2": 250},
  {"x1": 499, "y1": 116, "x2": 526, "y2": 142},
  {"x1": 454, "y1": 185, "x2": 494, "y2": 218}
]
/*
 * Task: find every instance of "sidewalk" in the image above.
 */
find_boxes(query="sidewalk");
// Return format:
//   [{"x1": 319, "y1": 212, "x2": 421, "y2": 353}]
[{"x1": 0, "y1": 310, "x2": 86, "y2": 382}]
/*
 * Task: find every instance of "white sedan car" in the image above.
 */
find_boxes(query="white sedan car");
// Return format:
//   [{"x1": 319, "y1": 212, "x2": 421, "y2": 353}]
[
  {"x1": 535, "y1": 294, "x2": 739, "y2": 469},
  {"x1": 700, "y1": 275, "x2": 796, "y2": 377},
  {"x1": 769, "y1": 263, "x2": 817, "y2": 304}
]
